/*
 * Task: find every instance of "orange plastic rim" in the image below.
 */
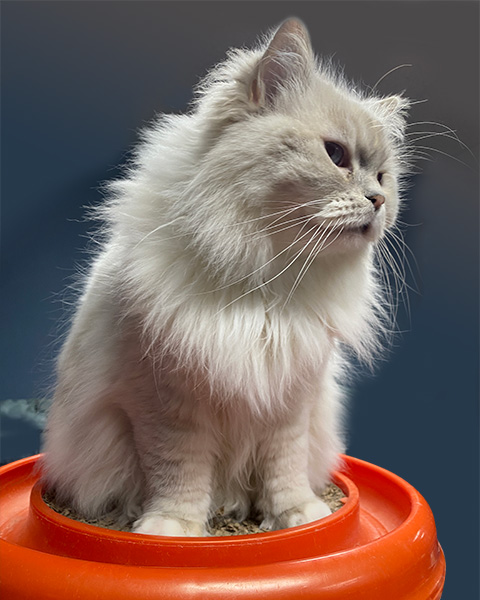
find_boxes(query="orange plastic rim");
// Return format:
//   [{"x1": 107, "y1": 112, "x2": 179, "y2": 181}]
[{"x1": 0, "y1": 454, "x2": 445, "y2": 599}]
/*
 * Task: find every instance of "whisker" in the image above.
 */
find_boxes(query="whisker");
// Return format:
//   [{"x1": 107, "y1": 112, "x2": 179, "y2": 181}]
[
  {"x1": 132, "y1": 216, "x2": 185, "y2": 249},
  {"x1": 376, "y1": 241, "x2": 404, "y2": 326},
  {"x1": 283, "y1": 220, "x2": 345, "y2": 309},
  {"x1": 407, "y1": 131, "x2": 475, "y2": 157},
  {"x1": 407, "y1": 99, "x2": 429, "y2": 107},
  {"x1": 245, "y1": 214, "x2": 312, "y2": 239},
  {"x1": 407, "y1": 120, "x2": 462, "y2": 137},
  {"x1": 202, "y1": 215, "x2": 320, "y2": 300},
  {"x1": 244, "y1": 209, "x2": 312, "y2": 239},
  {"x1": 385, "y1": 227, "x2": 421, "y2": 294},
  {"x1": 380, "y1": 238, "x2": 409, "y2": 298},
  {"x1": 134, "y1": 200, "x2": 322, "y2": 247},
  {"x1": 213, "y1": 216, "x2": 327, "y2": 314},
  {"x1": 414, "y1": 145, "x2": 471, "y2": 168},
  {"x1": 231, "y1": 198, "x2": 321, "y2": 231},
  {"x1": 378, "y1": 230, "x2": 417, "y2": 329},
  {"x1": 395, "y1": 219, "x2": 423, "y2": 228},
  {"x1": 371, "y1": 63, "x2": 413, "y2": 92},
  {"x1": 375, "y1": 242, "x2": 398, "y2": 326},
  {"x1": 282, "y1": 219, "x2": 340, "y2": 308}
]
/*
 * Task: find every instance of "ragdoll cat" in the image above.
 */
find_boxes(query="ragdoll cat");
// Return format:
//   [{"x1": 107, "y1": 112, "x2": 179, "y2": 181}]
[{"x1": 41, "y1": 18, "x2": 410, "y2": 536}]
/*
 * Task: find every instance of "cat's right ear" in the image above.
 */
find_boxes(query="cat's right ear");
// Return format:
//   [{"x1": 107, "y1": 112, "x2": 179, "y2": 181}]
[{"x1": 250, "y1": 18, "x2": 314, "y2": 108}]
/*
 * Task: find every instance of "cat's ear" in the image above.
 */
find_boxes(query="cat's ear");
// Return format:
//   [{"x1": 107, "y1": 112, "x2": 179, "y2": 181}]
[
  {"x1": 250, "y1": 18, "x2": 314, "y2": 107},
  {"x1": 373, "y1": 94, "x2": 410, "y2": 139},
  {"x1": 376, "y1": 95, "x2": 410, "y2": 116}
]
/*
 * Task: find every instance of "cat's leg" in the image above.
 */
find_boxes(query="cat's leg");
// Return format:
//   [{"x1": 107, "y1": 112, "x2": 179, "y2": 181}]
[
  {"x1": 308, "y1": 363, "x2": 346, "y2": 494},
  {"x1": 256, "y1": 405, "x2": 332, "y2": 530},
  {"x1": 129, "y1": 392, "x2": 216, "y2": 537},
  {"x1": 131, "y1": 430, "x2": 215, "y2": 536},
  {"x1": 42, "y1": 397, "x2": 144, "y2": 524},
  {"x1": 41, "y1": 284, "x2": 145, "y2": 525}
]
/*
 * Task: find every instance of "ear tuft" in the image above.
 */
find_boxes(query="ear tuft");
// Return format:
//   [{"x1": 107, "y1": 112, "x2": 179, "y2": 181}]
[
  {"x1": 373, "y1": 94, "x2": 410, "y2": 141},
  {"x1": 377, "y1": 94, "x2": 410, "y2": 117},
  {"x1": 250, "y1": 17, "x2": 314, "y2": 108}
]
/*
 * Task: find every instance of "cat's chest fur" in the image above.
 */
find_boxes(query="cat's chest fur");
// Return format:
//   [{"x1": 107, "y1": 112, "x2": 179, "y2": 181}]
[
  {"x1": 109, "y1": 232, "x2": 373, "y2": 417},
  {"x1": 141, "y1": 272, "x2": 347, "y2": 411}
]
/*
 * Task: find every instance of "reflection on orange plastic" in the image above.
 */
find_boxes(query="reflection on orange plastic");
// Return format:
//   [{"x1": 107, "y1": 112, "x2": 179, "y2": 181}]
[{"x1": 0, "y1": 454, "x2": 445, "y2": 599}]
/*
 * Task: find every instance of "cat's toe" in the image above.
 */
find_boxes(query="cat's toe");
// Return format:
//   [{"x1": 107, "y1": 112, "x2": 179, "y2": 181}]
[
  {"x1": 132, "y1": 514, "x2": 206, "y2": 537},
  {"x1": 262, "y1": 498, "x2": 332, "y2": 530}
]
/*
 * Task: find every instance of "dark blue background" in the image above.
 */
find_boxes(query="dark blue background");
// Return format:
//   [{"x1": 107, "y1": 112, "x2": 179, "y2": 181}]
[{"x1": 1, "y1": 2, "x2": 478, "y2": 598}]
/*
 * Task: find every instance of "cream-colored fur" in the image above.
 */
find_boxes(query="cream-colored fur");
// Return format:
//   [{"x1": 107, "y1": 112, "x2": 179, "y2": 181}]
[{"x1": 41, "y1": 18, "x2": 410, "y2": 536}]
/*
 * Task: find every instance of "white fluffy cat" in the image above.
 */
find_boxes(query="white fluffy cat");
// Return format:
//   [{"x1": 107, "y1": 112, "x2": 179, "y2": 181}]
[{"x1": 41, "y1": 18, "x2": 410, "y2": 536}]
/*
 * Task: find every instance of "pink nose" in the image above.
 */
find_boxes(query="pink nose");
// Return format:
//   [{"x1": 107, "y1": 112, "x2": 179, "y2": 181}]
[{"x1": 367, "y1": 194, "x2": 385, "y2": 211}]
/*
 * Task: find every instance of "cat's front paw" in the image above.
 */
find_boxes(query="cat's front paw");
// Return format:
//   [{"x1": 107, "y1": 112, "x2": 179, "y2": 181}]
[
  {"x1": 132, "y1": 513, "x2": 206, "y2": 537},
  {"x1": 261, "y1": 497, "x2": 332, "y2": 530}
]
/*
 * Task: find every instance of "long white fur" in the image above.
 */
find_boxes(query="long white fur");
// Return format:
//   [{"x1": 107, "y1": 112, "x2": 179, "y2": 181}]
[{"x1": 41, "y1": 18, "x2": 410, "y2": 535}]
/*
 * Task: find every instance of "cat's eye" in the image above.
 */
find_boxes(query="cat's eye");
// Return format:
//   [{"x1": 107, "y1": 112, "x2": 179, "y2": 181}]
[
  {"x1": 377, "y1": 172, "x2": 384, "y2": 184},
  {"x1": 325, "y1": 142, "x2": 348, "y2": 168}
]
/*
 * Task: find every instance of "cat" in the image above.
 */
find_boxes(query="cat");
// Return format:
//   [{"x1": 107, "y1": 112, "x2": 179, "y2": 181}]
[{"x1": 41, "y1": 17, "x2": 410, "y2": 536}]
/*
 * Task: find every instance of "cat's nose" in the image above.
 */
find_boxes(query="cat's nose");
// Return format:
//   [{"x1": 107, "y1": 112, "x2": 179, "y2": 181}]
[{"x1": 367, "y1": 194, "x2": 385, "y2": 211}]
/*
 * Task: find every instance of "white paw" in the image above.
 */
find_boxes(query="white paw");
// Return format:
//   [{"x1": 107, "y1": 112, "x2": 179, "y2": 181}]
[
  {"x1": 262, "y1": 497, "x2": 332, "y2": 530},
  {"x1": 132, "y1": 513, "x2": 206, "y2": 537}
]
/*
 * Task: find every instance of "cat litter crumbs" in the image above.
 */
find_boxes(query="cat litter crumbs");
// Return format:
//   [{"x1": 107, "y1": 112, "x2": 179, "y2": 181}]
[{"x1": 43, "y1": 483, "x2": 346, "y2": 536}]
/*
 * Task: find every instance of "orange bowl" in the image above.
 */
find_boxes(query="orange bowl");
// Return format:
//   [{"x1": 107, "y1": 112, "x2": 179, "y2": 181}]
[{"x1": 0, "y1": 454, "x2": 445, "y2": 599}]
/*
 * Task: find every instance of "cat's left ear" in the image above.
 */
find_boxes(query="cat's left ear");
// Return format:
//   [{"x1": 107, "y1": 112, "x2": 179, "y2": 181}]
[
  {"x1": 373, "y1": 95, "x2": 410, "y2": 139},
  {"x1": 376, "y1": 95, "x2": 410, "y2": 117},
  {"x1": 250, "y1": 18, "x2": 314, "y2": 108}
]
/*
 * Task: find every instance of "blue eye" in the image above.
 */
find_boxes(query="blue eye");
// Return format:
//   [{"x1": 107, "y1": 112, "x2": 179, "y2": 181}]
[{"x1": 325, "y1": 142, "x2": 348, "y2": 168}]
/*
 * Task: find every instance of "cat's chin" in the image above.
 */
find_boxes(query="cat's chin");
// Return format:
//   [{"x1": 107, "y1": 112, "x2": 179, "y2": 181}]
[
  {"x1": 343, "y1": 222, "x2": 381, "y2": 241},
  {"x1": 324, "y1": 231, "x2": 376, "y2": 256},
  {"x1": 292, "y1": 216, "x2": 383, "y2": 257},
  {"x1": 333, "y1": 221, "x2": 384, "y2": 252}
]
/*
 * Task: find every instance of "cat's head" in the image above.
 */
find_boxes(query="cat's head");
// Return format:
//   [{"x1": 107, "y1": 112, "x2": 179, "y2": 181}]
[{"x1": 192, "y1": 18, "x2": 410, "y2": 262}]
